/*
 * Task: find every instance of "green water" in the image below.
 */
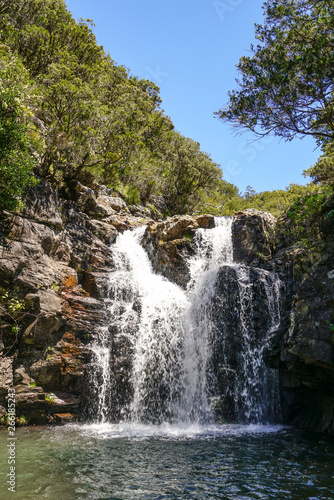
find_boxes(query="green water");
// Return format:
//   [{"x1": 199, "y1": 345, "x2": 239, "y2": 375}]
[{"x1": 0, "y1": 423, "x2": 334, "y2": 499}]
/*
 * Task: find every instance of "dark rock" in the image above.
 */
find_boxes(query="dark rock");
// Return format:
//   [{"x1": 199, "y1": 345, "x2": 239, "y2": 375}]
[
  {"x1": 232, "y1": 209, "x2": 276, "y2": 265},
  {"x1": 142, "y1": 215, "x2": 214, "y2": 288}
]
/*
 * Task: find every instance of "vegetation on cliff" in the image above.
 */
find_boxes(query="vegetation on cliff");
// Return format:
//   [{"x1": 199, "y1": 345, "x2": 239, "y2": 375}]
[
  {"x1": 0, "y1": 0, "x2": 229, "y2": 216},
  {"x1": 0, "y1": 0, "x2": 324, "y2": 219}
]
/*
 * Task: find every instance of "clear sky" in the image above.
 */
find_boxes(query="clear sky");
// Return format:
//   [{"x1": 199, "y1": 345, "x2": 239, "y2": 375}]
[{"x1": 65, "y1": 0, "x2": 320, "y2": 195}]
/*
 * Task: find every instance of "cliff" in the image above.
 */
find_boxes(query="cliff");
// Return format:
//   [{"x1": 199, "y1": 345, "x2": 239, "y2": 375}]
[
  {"x1": 0, "y1": 178, "x2": 153, "y2": 424},
  {"x1": 0, "y1": 179, "x2": 333, "y2": 434}
]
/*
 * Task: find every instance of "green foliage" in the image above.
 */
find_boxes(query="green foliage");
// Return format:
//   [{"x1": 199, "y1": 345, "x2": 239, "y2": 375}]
[
  {"x1": 45, "y1": 393, "x2": 55, "y2": 405},
  {"x1": 161, "y1": 133, "x2": 223, "y2": 215},
  {"x1": 239, "y1": 183, "x2": 322, "y2": 217},
  {"x1": 0, "y1": 0, "x2": 229, "y2": 215},
  {"x1": 326, "y1": 320, "x2": 334, "y2": 333},
  {"x1": 1, "y1": 291, "x2": 26, "y2": 312},
  {"x1": 216, "y1": 0, "x2": 334, "y2": 145},
  {"x1": 274, "y1": 187, "x2": 334, "y2": 261},
  {"x1": 0, "y1": 85, "x2": 37, "y2": 212},
  {"x1": 304, "y1": 142, "x2": 334, "y2": 186},
  {"x1": 16, "y1": 415, "x2": 28, "y2": 426},
  {"x1": 2, "y1": 0, "x2": 329, "y2": 219}
]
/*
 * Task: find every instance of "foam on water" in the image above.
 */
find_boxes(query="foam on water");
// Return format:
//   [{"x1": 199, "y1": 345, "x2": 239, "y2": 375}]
[{"x1": 64, "y1": 422, "x2": 286, "y2": 440}]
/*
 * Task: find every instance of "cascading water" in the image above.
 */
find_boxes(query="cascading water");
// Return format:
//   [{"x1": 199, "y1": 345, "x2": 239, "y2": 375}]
[
  {"x1": 89, "y1": 217, "x2": 282, "y2": 426},
  {"x1": 233, "y1": 266, "x2": 281, "y2": 423}
]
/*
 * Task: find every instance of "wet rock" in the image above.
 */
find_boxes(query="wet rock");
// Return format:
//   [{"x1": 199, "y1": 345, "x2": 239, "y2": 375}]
[
  {"x1": 142, "y1": 215, "x2": 215, "y2": 287},
  {"x1": 144, "y1": 238, "x2": 195, "y2": 289},
  {"x1": 52, "y1": 413, "x2": 76, "y2": 424}
]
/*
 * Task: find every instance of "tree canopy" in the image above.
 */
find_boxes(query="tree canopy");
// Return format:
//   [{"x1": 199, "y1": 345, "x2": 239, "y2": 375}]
[
  {"x1": 216, "y1": 0, "x2": 334, "y2": 144},
  {"x1": 0, "y1": 0, "x2": 323, "y2": 218},
  {"x1": 0, "y1": 0, "x2": 228, "y2": 215}
]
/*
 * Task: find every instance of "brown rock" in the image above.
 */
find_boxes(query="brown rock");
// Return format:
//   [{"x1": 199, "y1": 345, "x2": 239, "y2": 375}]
[{"x1": 194, "y1": 214, "x2": 215, "y2": 229}]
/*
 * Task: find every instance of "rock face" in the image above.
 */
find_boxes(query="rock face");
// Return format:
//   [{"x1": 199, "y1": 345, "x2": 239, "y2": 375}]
[
  {"x1": 143, "y1": 214, "x2": 214, "y2": 288},
  {"x1": 232, "y1": 209, "x2": 276, "y2": 265},
  {"x1": 265, "y1": 223, "x2": 334, "y2": 434},
  {"x1": 0, "y1": 178, "x2": 152, "y2": 425}
]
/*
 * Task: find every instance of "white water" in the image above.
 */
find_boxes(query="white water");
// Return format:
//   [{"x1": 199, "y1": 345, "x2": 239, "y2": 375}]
[
  {"x1": 68, "y1": 421, "x2": 284, "y2": 440},
  {"x1": 235, "y1": 266, "x2": 281, "y2": 422},
  {"x1": 90, "y1": 217, "x2": 281, "y2": 426}
]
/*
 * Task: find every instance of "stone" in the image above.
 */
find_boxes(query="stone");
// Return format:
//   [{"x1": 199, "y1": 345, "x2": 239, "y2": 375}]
[
  {"x1": 22, "y1": 290, "x2": 66, "y2": 348},
  {"x1": 97, "y1": 194, "x2": 126, "y2": 213},
  {"x1": 69, "y1": 181, "x2": 110, "y2": 217},
  {"x1": 232, "y1": 209, "x2": 276, "y2": 264},
  {"x1": 0, "y1": 404, "x2": 6, "y2": 419},
  {"x1": 194, "y1": 214, "x2": 215, "y2": 229},
  {"x1": 86, "y1": 219, "x2": 117, "y2": 245},
  {"x1": 13, "y1": 365, "x2": 35, "y2": 386},
  {"x1": 148, "y1": 215, "x2": 200, "y2": 243},
  {"x1": 0, "y1": 215, "x2": 74, "y2": 289},
  {"x1": 0, "y1": 356, "x2": 13, "y2": 397}
]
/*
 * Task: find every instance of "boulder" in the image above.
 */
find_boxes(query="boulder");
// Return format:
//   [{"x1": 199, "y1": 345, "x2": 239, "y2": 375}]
[
  {"x1": 86, "y1": 219, "x2": 117, "y2": 245},
  {"x1": 147, "y1": 215, "x2": 200, "y2": 243},
  {"x1": 97, "y1": 194, "x2": 126, "y2": 213},
  {"x1": 232, "y1": 209, "x2": 276, "y2": 264}
]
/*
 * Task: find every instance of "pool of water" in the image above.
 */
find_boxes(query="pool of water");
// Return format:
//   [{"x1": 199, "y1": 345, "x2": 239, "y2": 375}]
[{"x1": 1, "y1": 423, "x2": 334, "y2": 499}]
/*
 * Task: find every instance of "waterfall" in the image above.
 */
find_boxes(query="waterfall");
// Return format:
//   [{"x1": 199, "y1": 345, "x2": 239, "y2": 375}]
[{"x1": 89, "y1": 217, "x2": 281, "y2": 425}]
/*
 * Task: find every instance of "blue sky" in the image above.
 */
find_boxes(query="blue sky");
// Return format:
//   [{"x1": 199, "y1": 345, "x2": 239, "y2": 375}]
[{"x1": 66, "y1": 0, "x2": 320, "y2": 195}]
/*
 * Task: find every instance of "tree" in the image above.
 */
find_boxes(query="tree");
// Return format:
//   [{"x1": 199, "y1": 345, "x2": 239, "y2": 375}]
[
  {"x1": 216, "y1": 0, "x2": 334, "y2": 145},
  {"x1": 0, "y1": 0, "x2": 232, "y2": 215},
  {"x1": 0, "y1": 87, "x2": 36, "y2": 212},
  {"x1": 304, "y1": 142, "x2": 334, "y2": 186},
  {"x1": 243, "y1": 185, "x2": 257, "y2": 199},
  {"x1": 161, "y1": 133, "x2": 222, "y2": 214}
]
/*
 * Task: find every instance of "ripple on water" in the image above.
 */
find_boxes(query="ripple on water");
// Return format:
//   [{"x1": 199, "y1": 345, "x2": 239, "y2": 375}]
[{"x1": 0, "y1": 425, "x2": 334, "y2": 500}]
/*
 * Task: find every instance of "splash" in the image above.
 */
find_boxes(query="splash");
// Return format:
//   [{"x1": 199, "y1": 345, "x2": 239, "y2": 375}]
[{"x1": 89, "y1": 217, "x2": 281, "y2": 425}]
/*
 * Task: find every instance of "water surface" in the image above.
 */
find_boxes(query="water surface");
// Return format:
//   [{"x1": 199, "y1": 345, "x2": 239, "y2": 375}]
[{"x1": 1, "y1": 424, "x2": 334, "y2": 499}]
